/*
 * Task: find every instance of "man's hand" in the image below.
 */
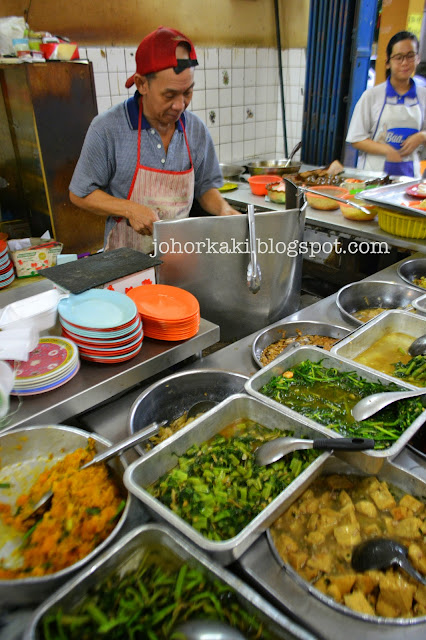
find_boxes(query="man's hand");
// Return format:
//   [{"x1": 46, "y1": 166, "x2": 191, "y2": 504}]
[
  {"x1": 198, "y1": 188, "x2": 242, "y2": 216},
  {"x1": 385, "y1": 146, "x2": 403, "y2": 162},
  {"x1": 400, "y1": 131, "x2": 426, "y2": 157},
  {"x1": 126, "y1": 202, "x2": 159, "y2": 234}
]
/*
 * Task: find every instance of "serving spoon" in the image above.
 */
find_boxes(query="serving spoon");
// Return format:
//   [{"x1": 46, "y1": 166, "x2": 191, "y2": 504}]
[
  {"x1": 254, "y1": 436, "x2": 375, "y2": 466},
  {"x1": 186, "y1": 400, "x2": 217, "y2": 420},
  {"x1": 25, "y1": 420, "x2": 166, "y2": 520},
  {"x1": 351, "y1": 538, "x2": 426, "y2": 586},
  {"x1": 408, "y1": 333, "x2": 426, "y2": 356},
  {"x1": 173, "y1": 619, "x2": 247, "y2": 640},
  {"x1": 351, "y1": 388, "x2": 426, "y2": 422}
]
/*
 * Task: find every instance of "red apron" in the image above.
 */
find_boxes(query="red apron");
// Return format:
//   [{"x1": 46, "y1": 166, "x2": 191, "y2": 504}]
[{"x1": 106, "y1": 104, "x2": 195, "y2": 253}]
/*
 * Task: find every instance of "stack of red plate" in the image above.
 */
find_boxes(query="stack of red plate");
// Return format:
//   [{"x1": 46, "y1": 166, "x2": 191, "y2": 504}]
[
  {"x1": 58, "y1": 289, "x2": 143, "y2": 363},
  {"x1": 0, "y1": 241, "x2": 15, "y2": 289},
  {"x1": 126, "y1": 284, "x2": 200, "y2": 341}
]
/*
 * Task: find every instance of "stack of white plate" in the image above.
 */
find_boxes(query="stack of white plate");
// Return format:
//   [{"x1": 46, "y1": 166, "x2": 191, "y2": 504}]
[
  {"x1": 58, "y1": 289, "x2": 143, "y2": 363},
  {"x1": 0, "y1": 241, "x2": 15, "y2": 290},
  {"x1": 11, "y1": 336, "x2": 80, "y2": 395}
]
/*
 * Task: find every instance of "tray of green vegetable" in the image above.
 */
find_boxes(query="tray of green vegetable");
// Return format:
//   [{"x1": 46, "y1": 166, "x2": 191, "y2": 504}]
[
  {"x1": 24, "y1": 524, "x2": 313, "y2": 640},
  {"x1": 123, "y1": 394, "x2": 330, "y2": 565},
  {"x1": 244, "y1": 346, "x2": 426, "y2": 472}
]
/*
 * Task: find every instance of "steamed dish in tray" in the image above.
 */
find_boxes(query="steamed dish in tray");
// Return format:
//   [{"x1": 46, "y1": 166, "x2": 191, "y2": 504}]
[
  {"x1": 270, "y1": 473, "x2": 426, "y2": 618},
  {"x1": 260, "y1": 329, "x2": 339, "y2": 366},
  {"x1": 0, "y1": 439, "x2": 124, "y2": 579}
]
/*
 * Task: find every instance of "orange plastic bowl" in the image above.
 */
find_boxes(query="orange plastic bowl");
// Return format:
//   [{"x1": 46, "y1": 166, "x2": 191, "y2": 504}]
[
  {"x1": 248, "y1": 174, "x2": 282, "y2": 196},
  {"x1": 306, "y1": 185, "x2": 349, "y2": 210}
]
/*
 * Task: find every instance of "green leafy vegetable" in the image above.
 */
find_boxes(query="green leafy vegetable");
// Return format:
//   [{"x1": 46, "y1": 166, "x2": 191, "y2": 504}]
[
  {"x1": 0, "y1": 483, "x2": 11, "y2": 489},
  {"x1": 393, "y1": 355, "x2": 426, "y2": 386}
]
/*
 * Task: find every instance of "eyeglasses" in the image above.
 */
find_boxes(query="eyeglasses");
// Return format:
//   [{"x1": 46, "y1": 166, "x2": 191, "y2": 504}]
[{"x1": 389, "y1": 51, "x2": 417, "y2": 63}]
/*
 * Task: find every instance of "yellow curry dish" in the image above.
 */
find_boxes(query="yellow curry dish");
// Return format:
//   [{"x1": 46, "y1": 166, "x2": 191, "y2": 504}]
[
  {"x1": 271, "y1": 473, "x2": 426, "y2": 619},
  {"x1": 0, "y1": 439, "x2": 125, "y2": 579}
]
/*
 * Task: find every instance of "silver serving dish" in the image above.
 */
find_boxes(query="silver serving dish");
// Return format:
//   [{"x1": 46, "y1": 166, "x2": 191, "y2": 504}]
[
  {"x1": 244, "y1": 345, "x2": 426, "y2": 474},
  {"x1": 219, "y1": 162, "x2": 245, "y2": 180},
  {"x1": 24, "y1": 524, "x2": 310, "y2": 640},
  {"x1": 336, "y1": 280, "x2": 422, "y2": 325},
  {"x1": 246, "y1": 159, "x2": 302, "y2": 176},
  {"x1": 398, "y1": 258, "x2": 426, "y2": 291},
  {"x1": 252, "y1": 320, "x2": 350, "y2": 368},
  {"x1": 331, "y1": 309, "x2": 426, "y2": 387},
  {"x1": 128, "y1": 369, "x2": 249, "y2": 453},
  {"x1": 124, "y1": 394, "x2": 329, "y2": 565},
  {"x1": 0, "y1": 425, "x2": 131, "y2": 607},
  {"x1": 238, "y1": 456, "x2": 426, "y2": 640},
  {"x1": 357, "y1": 178, "x2": 426, "y2": 217}
]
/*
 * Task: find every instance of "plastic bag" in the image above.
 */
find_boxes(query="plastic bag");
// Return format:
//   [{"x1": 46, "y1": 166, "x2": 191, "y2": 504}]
[{"x1": 0, "y1": 16, "x2": 27, "y2": 55}]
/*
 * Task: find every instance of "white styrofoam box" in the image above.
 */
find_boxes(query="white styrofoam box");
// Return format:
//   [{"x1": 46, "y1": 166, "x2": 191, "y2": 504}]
[
  {"x1": 0, "y1": 289, "x2": 61, "y2": 332},
  {"x1": 102, "y1": 268, "x2": 156, "y2": 294}
]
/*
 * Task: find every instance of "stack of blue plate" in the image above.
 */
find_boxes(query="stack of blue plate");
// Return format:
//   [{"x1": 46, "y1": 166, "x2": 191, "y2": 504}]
[{"x1": 0, "y1": 241, "x2": 15, "y2": 290}]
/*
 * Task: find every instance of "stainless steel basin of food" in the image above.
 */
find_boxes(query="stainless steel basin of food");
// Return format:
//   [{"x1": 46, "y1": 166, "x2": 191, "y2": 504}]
[
  {"x1": 246, "y1": 159, "x2": 302, "y2": 176},
  {"x1": 252, "y1": 320, "x2": 351, "y2": 368},
  {"x1": 244, "y1": 345, "x2": 426, "y2": 474},
  {"x1": 124, "y1": 394, "x2": 330, "y2": 565},
  {"x1": 331, "y1": 309, "x2": 426, "y2": 386},
  {"x1": 127, "y1": 369, "x2": 249, "y2": 453},
  {"x1": 24, "y1": 524, "x2": 313, "y2": 640},
  {"x1": 238, "y1": 456, "x2": 426, "y2": 640},
  {"x1": 398, "y1": 258, "x2": 426, "y2": 291},
  {"x1": 0, "y1": 425, "x2": 131, "y2": 607},
  {"x1": 336, "y1": 280, "x2": 423, "y2": 326}
]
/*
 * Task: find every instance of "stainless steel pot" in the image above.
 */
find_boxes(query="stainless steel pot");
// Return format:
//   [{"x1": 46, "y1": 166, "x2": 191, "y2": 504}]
[
  {"x1": 246, "y1": 159, "x2": 302, "y2": 176},
  {"x1": 219, "y1": 163, "x2": 245, "y2": 180}
]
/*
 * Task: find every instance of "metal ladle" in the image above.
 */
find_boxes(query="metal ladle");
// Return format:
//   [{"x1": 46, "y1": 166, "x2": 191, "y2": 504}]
[
  {"x1": 351, "y1": 388, "x2": 426, "y2": 422},
  {"x1": 351, "y1": 538, "x2": 426, "y2": 586},
  {"x1": 284, "y1": 140, "x2": 302, "y2": 167},
  {"x1": 173, "y1": 619, "x2": 247, "y2": 640},
  {"x1": 408, "y1": 333, "x2": 426, "y2": 356},
  {"x1": 246, "y1": 204, "x2": 261, "y2": 294},
  {"x1": 299, "y1": 186, "x2": 373, "y2": 216},
  {"x1": 254, "y1": 436, "x2": 375, "y2": 466},
  {"x1": 186, "y1": 400, "x2": 217, "y2": 420}
]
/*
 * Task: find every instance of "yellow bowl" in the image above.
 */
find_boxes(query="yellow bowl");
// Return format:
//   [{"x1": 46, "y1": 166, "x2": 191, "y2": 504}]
[{"x1": 377, "y1": 208, "x2": 426, "y2": 239}]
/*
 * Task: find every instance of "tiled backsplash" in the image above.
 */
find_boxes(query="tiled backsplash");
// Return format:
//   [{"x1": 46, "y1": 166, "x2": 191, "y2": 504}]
[{"x1": 80, "y1": 45, "x2": 305, "y2": 164}]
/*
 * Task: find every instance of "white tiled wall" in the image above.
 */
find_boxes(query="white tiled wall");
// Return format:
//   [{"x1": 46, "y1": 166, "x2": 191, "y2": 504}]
[{"x1": 79, "y1": 45, "x2": 306, "y2": 163}]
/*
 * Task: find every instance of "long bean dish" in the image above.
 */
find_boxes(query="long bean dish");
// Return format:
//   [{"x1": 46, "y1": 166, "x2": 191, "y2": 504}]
[
  {"x1": 259, "y1": 360, "x2": 425, "y2": 449},
  {"x1": 271, "y1": 473, "x2": 426, "y2": 618},
  {"x1": 0, "y1": 439, "x2": 125, "y2": 578},
  {"x1": 41, "y1": 548, "x2": 275, "y2": 639},
  {"x1": 148, "y1": 418, "x2": 320, "y2": 541}
]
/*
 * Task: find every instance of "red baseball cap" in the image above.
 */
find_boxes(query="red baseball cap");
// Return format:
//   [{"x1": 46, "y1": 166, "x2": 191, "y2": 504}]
[{"x1": 125, "y1": 26, "x2": 198, "y2": 88}]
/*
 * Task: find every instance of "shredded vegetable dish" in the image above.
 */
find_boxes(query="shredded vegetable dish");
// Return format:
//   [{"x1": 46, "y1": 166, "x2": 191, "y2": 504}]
[
  {"x1": 413, "y1": 275, "x2": 426, "y2": 288},
  {"x1": 259, "y1": 360, "x2": 425, "y2": 449},
  {"x1": 260, "y1": 329, "x2": 338, "y2": 366},
  {"x1": 0, "y1": 439, "x2": 125, "y2": 578},
  {"x1": 148, "y1": 418, "x2": 320, "y2": 541},
  {"x1": 271, "y1": 474, "x2": 426, "y2": 618},
  {"x1": 41, "y1": 549, "x2": 275, "y2": 639}
]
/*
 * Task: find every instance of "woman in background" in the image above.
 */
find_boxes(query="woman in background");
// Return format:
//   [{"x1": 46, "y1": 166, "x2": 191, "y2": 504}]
[{"x1": 346, "y1": 31, "x2": 426, "y2": 177}]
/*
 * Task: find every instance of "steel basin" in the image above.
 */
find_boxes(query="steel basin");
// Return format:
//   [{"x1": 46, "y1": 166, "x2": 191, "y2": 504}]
[
  {"x1": 336, "y1": 280, "x2": 423, "y2": 326},
  {"x1": 219, "y1": 162, "x2": 245, "y2": 180},
  {"x1": 0, "y1": 425, "x2": 130, "y2": 606},
  {"x1": 246, "y1": 159, "x2": 302, "y2": 176},
  {"x1": 397, "y1": 258, "x2": 426, "y2": 291}
]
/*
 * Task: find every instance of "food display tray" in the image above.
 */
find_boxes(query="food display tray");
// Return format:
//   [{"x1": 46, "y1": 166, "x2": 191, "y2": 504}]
[
  {"x1": 24, "y1": 524, "x2": 314, "y2": 640},
  {"x1": 244, "y1": 345, "x2": 426, "y2": 473},
  {"x1": 330, "y1": 309, "x2": 426, "y2": 387},
  {"x1": 123, "y1": 394, "x2": 330, "y2": 565},
  {"x1": 237, "y1": 456, "x2": 426, "y2": 640},
  {"x1": 357, "y1": 179, "x2": 426, "y2": 217}
]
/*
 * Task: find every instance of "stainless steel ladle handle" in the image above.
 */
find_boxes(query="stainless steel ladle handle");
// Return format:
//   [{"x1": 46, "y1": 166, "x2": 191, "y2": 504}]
[
  {"x1": 298, "y1": 186, "x2": 373, "y2": 215},
  {"x1": 247, "y1": 204, "x2": 261, "y2": 293}
]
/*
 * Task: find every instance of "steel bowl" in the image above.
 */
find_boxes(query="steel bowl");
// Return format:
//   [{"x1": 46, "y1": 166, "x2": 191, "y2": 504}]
[
  {"x1": 336, "y1": 280, "x2": 423, "y2": 326},
  {"x1": 397, "y1": 258, "x2": 426, "y2": 291},
  {"x1": 219, "y1": 163, "x2": 245, "y2": 180},
  {"x1": 246, "y1": 159, "x2": 302, "y2": 176},
  {"x1": 128, "y1": 369, "x2": 249, "y2": 452},
  {"x1": 0, "y1": 425, "x2": 130, "y2": 606},
  {"x1": 252, "y1": 321, "x2": 351, "y2": 368}
]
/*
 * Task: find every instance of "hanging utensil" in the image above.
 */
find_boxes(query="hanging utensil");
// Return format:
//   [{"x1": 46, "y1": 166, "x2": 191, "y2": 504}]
[
  {"x1": 351, "y1": 388, "x2": 426, "y2": 422},
  {"x1": 284, "y1": 141, "x2": 302, "y2": 168},
  {"x1": 299, "y1": 186, "x2": 372, "y2": 216},
  {"x1": 254, "y1": 436, "x2": 375, "y2": 466},
  {"x1": 246, "y1": 204, "x2": 261, "y2": 294}
]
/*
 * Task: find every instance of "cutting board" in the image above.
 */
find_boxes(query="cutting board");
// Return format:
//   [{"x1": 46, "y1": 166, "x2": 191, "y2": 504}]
[{"x1": 38, "y1": 248, "x2": 162, "y2": 294}]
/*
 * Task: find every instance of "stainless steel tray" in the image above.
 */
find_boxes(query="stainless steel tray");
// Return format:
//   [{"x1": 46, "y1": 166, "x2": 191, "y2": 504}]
[
  {"x1": 24, "y1": 524, "x2": 314, "y2": 640},
  {"x1": 244, "y1": 345, "x2": 426, "y2": 473},
  {"x1": 398, "y1": 257, "x2": 426, "y2": 291},
  {"x1": 238, "y1": 456, "x2": 426, "y2": 640},
  {"x1": 331, "y1": 309, "x2": 426, "y2": 387},
  {"x1": 123, "y1": 394, "x2": 330, "y2": 565},
  {"x1": 357, "y1": 179, "x2": 426, "y2": 218},
  {"x1": 252, "y1": 320, "x2": 350, "y2": 368}
]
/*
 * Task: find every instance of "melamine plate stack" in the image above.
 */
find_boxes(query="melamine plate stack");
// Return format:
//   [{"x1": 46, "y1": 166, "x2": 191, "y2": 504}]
[
  {"x1": 0, "y1": 241, "x2": 15, "y2": 290},
  {"x1": 126, "y1": 284, "x2": 200, "y2": 341},
  {"x1": 58, "y1": 289, "x2": 143, "y2": 363},
  {"x1": 11, "y1": 336, "x2": 80, "y2": 395}
]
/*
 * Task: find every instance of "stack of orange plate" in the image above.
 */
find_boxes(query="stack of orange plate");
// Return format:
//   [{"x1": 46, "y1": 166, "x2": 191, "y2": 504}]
[{"x1": 126, "y1": 284, "x2": 200, "y2": 341}]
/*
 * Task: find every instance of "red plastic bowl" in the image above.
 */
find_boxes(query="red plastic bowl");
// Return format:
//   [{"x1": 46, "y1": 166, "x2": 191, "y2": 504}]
[{"x1": 248, "y1": 174, "x2": 282, "y2": 196}]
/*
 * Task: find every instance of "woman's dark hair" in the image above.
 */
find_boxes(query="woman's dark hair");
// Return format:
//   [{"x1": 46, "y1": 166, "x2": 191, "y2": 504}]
[{"x1": 385, "y1": 31, "x2": 419, "y2": 77}]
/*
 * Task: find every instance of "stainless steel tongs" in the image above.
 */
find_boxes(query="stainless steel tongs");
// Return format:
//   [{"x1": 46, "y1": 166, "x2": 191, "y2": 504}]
[{"x1": 246, "y1": 204, "x2": 261, "y2": 293}]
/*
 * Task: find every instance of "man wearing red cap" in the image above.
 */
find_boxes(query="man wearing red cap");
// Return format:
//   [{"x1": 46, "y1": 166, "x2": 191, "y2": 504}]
[{"x1": 70, "y1": 26, "x2": 239, "y2": 253}]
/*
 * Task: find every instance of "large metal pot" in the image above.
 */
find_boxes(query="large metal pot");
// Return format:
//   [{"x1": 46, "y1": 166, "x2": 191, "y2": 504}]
[
  {"x1": 0, "y1": 425, "x2": 131, "y2": 606},
  {"x1": 246, "y1": 158, "x2": 302, "y2": 176},
  {"x1": 219, "y1": 163, "x2": 245, "y2": 180}
]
